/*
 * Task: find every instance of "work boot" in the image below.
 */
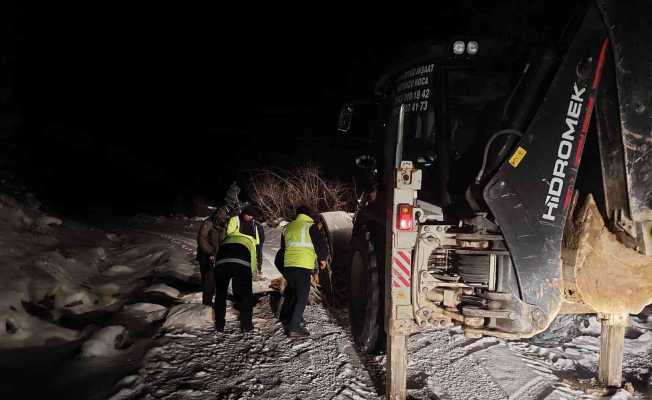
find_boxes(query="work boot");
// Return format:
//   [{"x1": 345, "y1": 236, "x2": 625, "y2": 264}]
[
  {"x1": 297, "y1": 326, "x2": 310, "y2": 335},
  {"x1": 276, "y1": 320, "x2": 289, "y2": 335},
  {"x1": 287, "y1": 327, "x2": 310, "y2": 338},
  {"x1": 215, "y1": 322, "x2": 225, "y2": 333}
]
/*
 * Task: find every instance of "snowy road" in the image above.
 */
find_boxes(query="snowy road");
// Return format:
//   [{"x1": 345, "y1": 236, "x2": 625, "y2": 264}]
[
  {"x1": 112, "y1": 218, "x2": 651, "y2": 400},
  {"x1": 122, "y1": 301, "x2": 651, "y2": 399},
  {"x1": 1, "y1": 184, "x2": 649, "y2": 399},
  {"x1": 117, "y1": 299, "x2": 381, "y2": 400}
]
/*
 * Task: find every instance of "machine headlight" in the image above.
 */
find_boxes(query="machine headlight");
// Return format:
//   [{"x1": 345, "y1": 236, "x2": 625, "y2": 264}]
[
  {"x1": 467, "y1": 41, "x2": 479, "y2": 55},
  {"x1": 453, "y1": 40, "x2": 465, "y2": 55}
]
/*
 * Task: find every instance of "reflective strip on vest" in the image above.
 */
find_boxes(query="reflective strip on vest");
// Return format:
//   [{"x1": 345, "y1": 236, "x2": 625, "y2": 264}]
[
  {"x1": 286, "y1": 222, "x2": 314, "y2": 249},
  {"x1": 284, "y1": 214, "x2": 317, "y2": 270},
  {"x1": 215, "y1": 257, "x2": 251, "y2": 268},
  {"x1": 221, "y1": 216, "x2": 258, "y2": 273}
]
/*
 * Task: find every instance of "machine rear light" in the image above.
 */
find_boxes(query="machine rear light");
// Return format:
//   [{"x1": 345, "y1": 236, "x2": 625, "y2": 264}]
[{"x1": 397, "y1": 204, "x2": 414, "y2": 231}]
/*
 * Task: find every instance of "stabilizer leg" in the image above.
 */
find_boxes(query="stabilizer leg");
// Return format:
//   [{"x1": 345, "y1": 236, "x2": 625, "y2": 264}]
[
  {"x1": 599, "y1": 313, "x2": 627, "y2": 387},
  {"x1": 386, "y1": 332, "x2": 407, "y2": 400}
]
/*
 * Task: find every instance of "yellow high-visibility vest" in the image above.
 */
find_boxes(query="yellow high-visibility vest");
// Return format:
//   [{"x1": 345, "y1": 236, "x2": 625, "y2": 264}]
[
  {"x1": 220, "y1": 216, "x2": 259, "y2": 273},
  {"x1": 284, "y1": 214, "x2": 317, "y2": 270}
]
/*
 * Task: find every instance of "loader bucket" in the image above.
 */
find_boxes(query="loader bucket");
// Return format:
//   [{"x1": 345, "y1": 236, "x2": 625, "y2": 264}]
[{"x1": 565, "y1": 195, "x2": 652, "y2": 314}]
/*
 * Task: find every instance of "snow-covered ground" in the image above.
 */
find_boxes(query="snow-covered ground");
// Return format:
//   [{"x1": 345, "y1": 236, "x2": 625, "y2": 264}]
[
  {"x1": 106, "y1": 217, "x2": 652, "y2": 400},
  {"x1": 0, "y1": 188, "x2": 650, "y2": 400},
  {"x1": 119, "y1": 300, "x2": 652, "y2": 400}
]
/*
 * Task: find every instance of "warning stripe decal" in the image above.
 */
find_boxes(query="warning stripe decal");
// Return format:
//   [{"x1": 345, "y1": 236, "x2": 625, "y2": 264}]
[
  {"x1": 392, "y1": 256, "x2": 411, "y2": 277},
  {"x1": 392, "y1": 269, "x2": 410, "y2": 287},
  {"x1": 398, "y1": 250, "x2": 411, "y2": 266},
  {"x1": 391, "y1": 250, "x2": 412, "y2": 288}
]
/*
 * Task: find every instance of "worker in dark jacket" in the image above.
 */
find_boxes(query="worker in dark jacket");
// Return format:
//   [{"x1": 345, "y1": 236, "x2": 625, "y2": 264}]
[
  {"x1": 196, "y1": 207, "x2": 228, "y2": 306},
  {"x1": 278, "y1": 205, "x2": 329, "y2": 337},
  {"x1": 213, "y1": 205, "x2": 263, "y2": 332}
]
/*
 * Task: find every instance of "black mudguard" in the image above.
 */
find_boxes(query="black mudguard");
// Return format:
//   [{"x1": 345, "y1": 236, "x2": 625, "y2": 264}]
[{"x1": 483, "y1": 4, "x2": 609, "y2": 334}]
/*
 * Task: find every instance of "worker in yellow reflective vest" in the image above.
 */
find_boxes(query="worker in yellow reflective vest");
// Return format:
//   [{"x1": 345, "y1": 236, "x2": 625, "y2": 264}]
[
  {"x1": 278, "y1": 205, "x2": 329, "y2": 338},
  {"x1": 213, "y1": 205, "x2": 263, "y2": 332}
]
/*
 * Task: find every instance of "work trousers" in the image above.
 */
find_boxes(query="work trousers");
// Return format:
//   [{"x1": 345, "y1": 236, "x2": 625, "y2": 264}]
[
  {"x1": 199, "y1": 257, "x2": 215, "y2": 306},
  {"x1": 279, "y1": 267, "x2": 312, "y2": 331},
  {"x1": 214, "y1": 262, "x2": 253, "y2": 329}
]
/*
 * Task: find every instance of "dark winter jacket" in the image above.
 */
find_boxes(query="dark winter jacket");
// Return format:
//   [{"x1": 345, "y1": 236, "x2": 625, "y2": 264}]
[{"x1": 196, "y1": 218, "x2": 226, "y2": 261}]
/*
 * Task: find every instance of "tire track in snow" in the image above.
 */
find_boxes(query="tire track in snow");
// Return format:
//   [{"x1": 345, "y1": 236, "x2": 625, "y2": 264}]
[{"x1": 128, "y1": 297, "x2": 380, "y2": 400}]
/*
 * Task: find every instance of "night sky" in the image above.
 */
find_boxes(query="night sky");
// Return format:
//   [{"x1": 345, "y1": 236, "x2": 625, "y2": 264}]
[{"x1": 2, "y1": 1, "x2": 571, "y2": 214}]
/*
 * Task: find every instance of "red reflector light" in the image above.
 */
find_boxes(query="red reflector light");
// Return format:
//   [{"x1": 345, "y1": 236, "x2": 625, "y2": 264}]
[{"x1": 397, "y1": 204, "x2": 413, "y2": 231}]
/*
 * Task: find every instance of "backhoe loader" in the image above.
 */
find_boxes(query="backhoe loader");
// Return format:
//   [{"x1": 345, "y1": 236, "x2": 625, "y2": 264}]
[{"x1": 321, "y1": 1, "x2": 652, "y2": 398}]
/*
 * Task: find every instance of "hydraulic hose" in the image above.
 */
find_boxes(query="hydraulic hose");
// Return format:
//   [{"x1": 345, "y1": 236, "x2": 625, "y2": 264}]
[{"x1": 474, "y1": 129, "x2": 523, "y2": 184}]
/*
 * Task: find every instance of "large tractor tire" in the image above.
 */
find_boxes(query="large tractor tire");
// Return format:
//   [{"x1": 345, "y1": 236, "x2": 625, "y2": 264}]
[
  {"x1": 349, "y1": 233, "x2": 384, "y2": 353},
  {"x1": 319, "y1": 211, "x2": 353, "y2": 307}
]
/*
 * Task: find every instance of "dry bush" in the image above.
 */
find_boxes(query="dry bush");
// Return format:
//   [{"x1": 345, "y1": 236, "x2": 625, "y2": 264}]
[{"x1": 247, "y1": 165, "x2": 353, "y2": 222}]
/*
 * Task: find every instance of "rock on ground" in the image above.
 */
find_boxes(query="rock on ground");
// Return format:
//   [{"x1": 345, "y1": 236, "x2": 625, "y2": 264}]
[
  {"x1": 180, "y1": 292, "x2": 203, "y2": 304},
  {"x1": 143, "y1": 284, "x2": 180, "y2": 300},
  {"x1": 0, "y1": 308, "x2": 80, "y2": 350},
  {"x1": 80, "y1": 325, "x2": 129, "y2": 358},
  {"x1": 103, "y1": 265, "x2": 136, "y2": 277},
  {"x1": 155, "y1": 263, "x2": 200, "y2": 284},
  {"x1": 120, "y1": 303, "x2": 168, "y2": 324},
  {"x1": 163, "y1": 304, "x2": 214, "y2": 331}
]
